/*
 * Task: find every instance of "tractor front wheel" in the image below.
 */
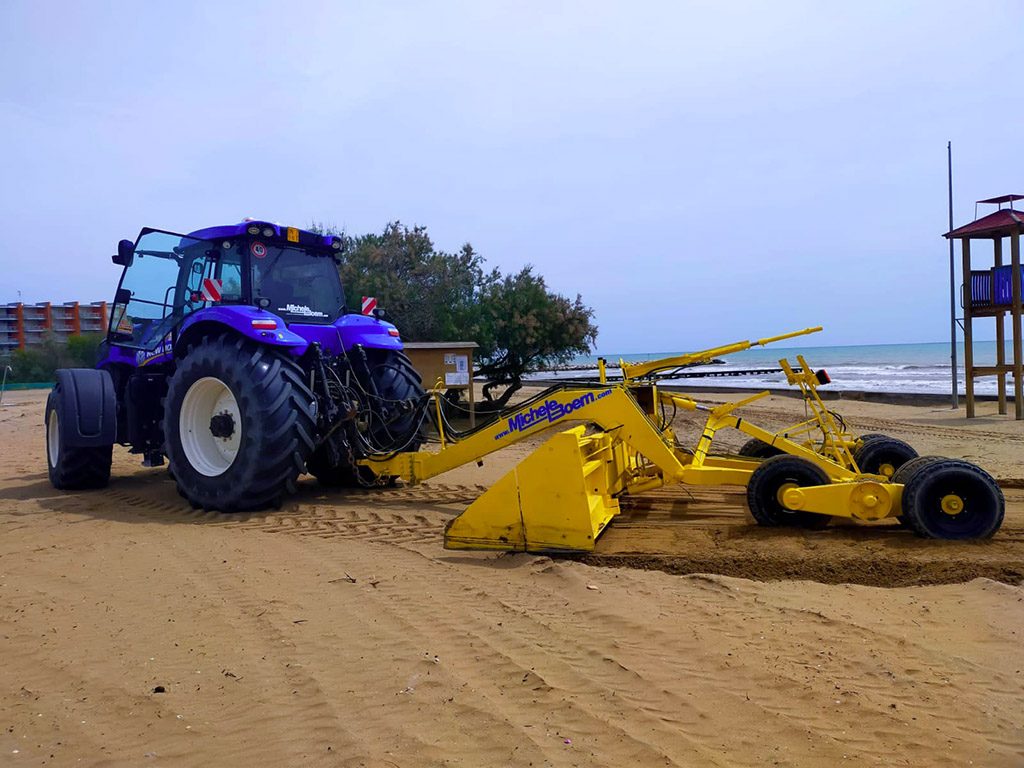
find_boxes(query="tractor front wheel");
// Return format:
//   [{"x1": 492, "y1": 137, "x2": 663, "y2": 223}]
[
  {"x1": 45, "y1": 387, "x2": 113, "y2": 490},
  {"x1": 164, "y1": 335, "x2": 315, "y2": 511},
  {"x1": 746, "y1": 455, "x2": 833, "y2": 530}
]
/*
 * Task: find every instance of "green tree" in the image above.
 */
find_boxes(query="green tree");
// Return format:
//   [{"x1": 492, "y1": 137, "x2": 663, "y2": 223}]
[
  {"x1": 338, "y1": 223, "x2": 490, "y2": 343},
  {"x1": 475, "y1": 267, "x2": 597, "y2": 407},
  {"x1": 311, "y1": 220, "x2": 598, "y2": 405},
  {"x1": 4, "y1": 332, "x2": 103, "y2": 382}
]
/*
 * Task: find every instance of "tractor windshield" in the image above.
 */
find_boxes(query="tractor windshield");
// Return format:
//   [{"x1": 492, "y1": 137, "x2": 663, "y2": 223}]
[{"x1": 251, "y1": 245, "x2": 344, "y2": 324}]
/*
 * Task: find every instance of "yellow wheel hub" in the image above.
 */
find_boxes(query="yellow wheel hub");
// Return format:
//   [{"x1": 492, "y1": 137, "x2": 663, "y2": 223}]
[
  {"x1": 777, "y1": 482, "x2": 798, "y2": 506},
  {"x1": 879, "y1": 462, "x2": 896, "y2": 478},
  {"x1": 940, "y1": 493, "x2": 965, "y2": 516}
]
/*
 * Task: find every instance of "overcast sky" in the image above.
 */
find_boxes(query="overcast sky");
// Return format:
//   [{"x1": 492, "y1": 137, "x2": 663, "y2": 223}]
[{"x1": 2, "y1": 1, "x2": 1022, "y2": 352}]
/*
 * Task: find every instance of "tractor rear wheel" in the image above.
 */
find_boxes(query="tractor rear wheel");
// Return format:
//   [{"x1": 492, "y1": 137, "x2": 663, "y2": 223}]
[
  {"x1": 746, "y1": 455, "x2": 833, "y2": 530},
  {"x1": 853, "y1": 434, "x2": 917, "y2": 478},
  {"x1": 164, "y1": 335, "x2": 315, "y2": 511},
  {"x1": 307, "y1": 349, "x2": 424, "y2": 487},
  {"x1": 45, "y1": 388, "x2": 112, "y2": 490},
  {"x1": 899, "y1": 458, "x2": 1003, "y2": 539},
  {"x1": 737, "y1": 437, "x2": 783, "y2": 459}
]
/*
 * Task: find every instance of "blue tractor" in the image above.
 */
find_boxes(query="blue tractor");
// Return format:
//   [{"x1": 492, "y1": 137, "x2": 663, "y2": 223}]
[{"x1": 45, "y1": 221, "x2": 426, "y2": 510}]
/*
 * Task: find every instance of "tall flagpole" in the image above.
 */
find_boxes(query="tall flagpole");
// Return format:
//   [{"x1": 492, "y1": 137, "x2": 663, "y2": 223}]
[{"x1": 948, "y1": 141, "x2": 959, "y2": 409}]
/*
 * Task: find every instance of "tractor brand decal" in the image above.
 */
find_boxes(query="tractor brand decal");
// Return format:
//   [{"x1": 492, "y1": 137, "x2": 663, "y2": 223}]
[
  {"x1": 136, "y1": 334, "x2": 174, "y2": 366},
  {"x1": 279, "y1": 303, "x2": 329, "y2": 318},
  {"x1": 495, "y1": 389, "x2": 611, "y2": 440},
  {"x1": 250, "y1": 241, "x2": 268, "y2": 259},
  {"x1": 200, "y1": 278, "x2": 222, "y2": 302},
  {"x1": 361, "y1": 296, "x2": 377, "y2": 315}
]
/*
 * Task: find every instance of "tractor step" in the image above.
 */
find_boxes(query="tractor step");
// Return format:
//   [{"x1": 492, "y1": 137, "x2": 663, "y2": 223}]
[{"x1": 444, "y1": 426, "x2": 622, "y2": 553}]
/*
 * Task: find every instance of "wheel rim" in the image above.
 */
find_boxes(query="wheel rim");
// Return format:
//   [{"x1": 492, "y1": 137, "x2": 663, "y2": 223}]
[
  {"x1": 940, "y1": 493, "x2": 965, "y2": 516},
  {"x1": 879, "y1": 462, "x2": 896, "y2": 478},
  {"x1": 47, "y1": 409, "x2": 59, "y2": 465},
  {"x1": 179, "y1": 376, "x2": 241, "y2": 477}
]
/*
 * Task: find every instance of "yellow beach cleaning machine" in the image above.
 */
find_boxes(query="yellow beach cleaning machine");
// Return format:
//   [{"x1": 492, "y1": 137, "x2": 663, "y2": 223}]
[{"x1": 361, "y1": 327, "x2": 1004, "y2": 552}]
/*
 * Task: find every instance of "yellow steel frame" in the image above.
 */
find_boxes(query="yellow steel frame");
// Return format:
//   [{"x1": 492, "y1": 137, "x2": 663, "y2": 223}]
[
  {"x1": 358, "y1": 328, "x2": 902, "y2": 552},
  {"x1": 617, "y1": 327, "x2": 822, "y2": 383}
]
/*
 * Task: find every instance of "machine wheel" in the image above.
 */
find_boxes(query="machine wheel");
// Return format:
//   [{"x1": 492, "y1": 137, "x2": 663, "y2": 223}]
[
  {"x1": 164, "y1": 335, "x2": 316, "y2": 511},
  {"x1": 853, "y1": 434, "x2": 917, "y2": 478},
  {"x1": 45, "y1": 388, "x2": 112, "y2": 490},
  {"x1": 308, "y1": 349, "x2": 424, "y2": 487},
  {"x1": 890, "y1": 456, "x2": 945, "y2": 528},
  {"x1": 899, "y1": 458, "x2": 1004, "y2": 539},
  {"x1": 737, "y1": 437, "x2": 783, "y2": 459},
  {"x1": 746, "y1": 455, "x2": 833, "y2": 530}
]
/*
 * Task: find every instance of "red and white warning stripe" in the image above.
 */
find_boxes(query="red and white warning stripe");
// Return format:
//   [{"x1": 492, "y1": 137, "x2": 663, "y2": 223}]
[
  {"x1": 361, "y1": 296, "x2": 377, "y2": 316},
  {"x1": 201, "y1": 278, "x2": 222, "y2": 302}
]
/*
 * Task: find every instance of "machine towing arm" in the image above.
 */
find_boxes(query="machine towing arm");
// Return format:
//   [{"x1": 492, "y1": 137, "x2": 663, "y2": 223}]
[
  {"x1": 359, "y1": 328, "x2": 1005, "y2": 552},
  {"x1": 617, "y1": 326, "x2": 822, "y2": 382}
]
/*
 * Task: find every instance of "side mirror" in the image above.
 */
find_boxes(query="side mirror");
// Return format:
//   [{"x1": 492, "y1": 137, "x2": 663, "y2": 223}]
[{"x1": 112, "y1": 239, "x2": 135, "y2": 267}]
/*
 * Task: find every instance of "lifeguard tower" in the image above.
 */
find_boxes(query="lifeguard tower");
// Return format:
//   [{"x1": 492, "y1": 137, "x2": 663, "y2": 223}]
[{"x1": 945, "y1": 194, "x2": 1024, "y2": 419}]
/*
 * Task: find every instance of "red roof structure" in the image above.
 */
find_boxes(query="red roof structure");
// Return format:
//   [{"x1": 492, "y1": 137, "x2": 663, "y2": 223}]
[
  {"x1": 976, "y1": 194, "x2": 1024, "y2": 205},
  {"x1": 944, "y1": 207, "x2": 1024, "y2": 239}
]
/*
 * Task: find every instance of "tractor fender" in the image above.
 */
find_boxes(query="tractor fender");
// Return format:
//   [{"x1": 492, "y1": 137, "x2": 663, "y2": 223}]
[
  {"x1": 332, "y1": 313, "x2": 404, "y2": 352},
  {"x1": 175, "y1": 307, "x2": 309, "y2": 357},
  {"x1": 52, "y1": 368, "x2": 117, "y2": 447}
]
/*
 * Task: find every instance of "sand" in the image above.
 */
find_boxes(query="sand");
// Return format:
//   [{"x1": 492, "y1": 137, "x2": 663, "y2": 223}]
[{"x1": 1, "y1": 388, "x2": 1022, "y2": 766}]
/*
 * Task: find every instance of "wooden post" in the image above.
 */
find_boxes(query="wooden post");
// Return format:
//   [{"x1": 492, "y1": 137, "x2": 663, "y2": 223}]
[
  {"x1": 994, "y1": 237, "x2": 1007, "y2": 414},
  {"x1": 962, "y1": 238, "x2": 975, "y2": 418},
  {"x1": 1012, "y1": 231, "x2": 1023, "y2": 419}
]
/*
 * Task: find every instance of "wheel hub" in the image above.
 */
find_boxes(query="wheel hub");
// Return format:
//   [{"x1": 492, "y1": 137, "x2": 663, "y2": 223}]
[
  {"x1": 209, "y1": 411, "x2": 236, "y2": 439},
  {"x1": 940, "y1": 493, "x2": 965, "y2": 516},
  {"x1": 777, "y1": 482, "x2": 798, "y2": 507}
]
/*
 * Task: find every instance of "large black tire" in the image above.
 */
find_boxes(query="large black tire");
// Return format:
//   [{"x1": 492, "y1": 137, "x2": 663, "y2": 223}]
[
  {"x1": 746, "y1": 455, "x2": 833, "y2": 530},
  {"x1": 853, "y1": 434, "x2": 917, "y2": 478},
  {"x1": 45, "y1": 389, "x2": 112, "y2": 490},
  {"x1": 361, "y1": 349, "x2": 426, "y2": 451},
  {"x1": 307, "y1": 349, "x2": 424, "y2": 487},
  {"x1": 890, "y1": 455, "x2": 946, "y2": 529},
  {"x1": 899, "y1": 458, "x2": 1004, "y2": 539},
  {"x1": 164, "y1": 335, "x2": 316, "y2": 511},
  {"x1": 737, "y1": 437, "x2": 783, "y2": 459}
]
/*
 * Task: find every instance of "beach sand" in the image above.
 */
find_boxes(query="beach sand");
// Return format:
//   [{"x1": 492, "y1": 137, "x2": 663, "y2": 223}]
[{"x1": 1, "y1": 388, "x2": 1022, "y2": 766}]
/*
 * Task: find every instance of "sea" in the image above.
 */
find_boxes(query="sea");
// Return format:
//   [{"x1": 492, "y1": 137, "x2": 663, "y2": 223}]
[{"x1": 534, "y1": 341, "x2": 1018, "y2": 397}]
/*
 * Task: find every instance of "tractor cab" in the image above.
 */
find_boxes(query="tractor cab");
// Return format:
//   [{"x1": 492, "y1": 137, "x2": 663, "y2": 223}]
[{"x1": 107, "y1": 221, "x2": 347, "y2": 354}]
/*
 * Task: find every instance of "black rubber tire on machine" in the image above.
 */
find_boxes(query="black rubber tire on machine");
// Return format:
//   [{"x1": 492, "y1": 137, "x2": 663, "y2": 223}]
[
  {"x1": 45, "y1": 387, "x2": 112, "y2": 490},
  {"x1": 889, "y1": 456, "x2": 945, "y2": 528},
  {"x1": 307, "y1": 349, "x2": 425, "y2": 487},
  {"x1": 898, "y1": 457, "x2": 1004, "y2": 539},
  {"x1": 737, "y1": 437, "x2": 783, "y2": 459},
  {"x1": 853, "y1": 434, "x2": 918, "y2": 478},
  {"x1": 163, "y1": 335, "x2": 316, "y2": 511},
  {"x1": 746, "y1": 455, "x2": 833, "y2": 530}
]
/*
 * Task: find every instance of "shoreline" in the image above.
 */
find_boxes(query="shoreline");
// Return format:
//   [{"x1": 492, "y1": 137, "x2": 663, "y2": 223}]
[{"x1": 528, "y1": 377, "x2": 1001, "y2": 407}]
